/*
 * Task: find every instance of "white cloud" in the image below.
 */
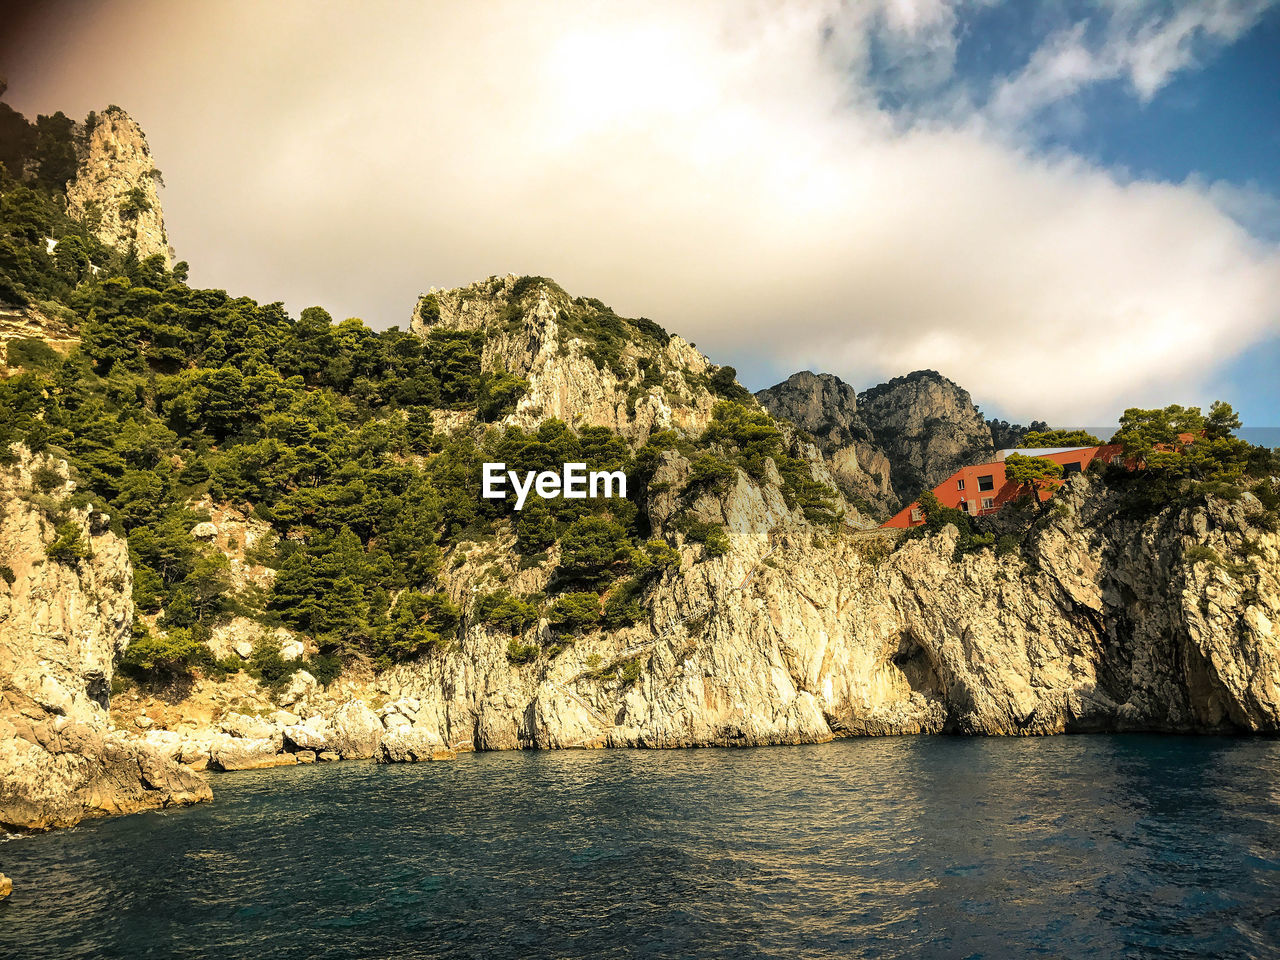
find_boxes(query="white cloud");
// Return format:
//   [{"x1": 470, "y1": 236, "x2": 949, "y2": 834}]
[
  {"x1": 7, "y1": 0, "x2": 1279, "y2": 422},
  {"x1": 1202, "y1": 179, "x2": 1280, "y2": 242},
  {"x1": 988, "y1": 0, "x2": 1277, "y2": 125}
]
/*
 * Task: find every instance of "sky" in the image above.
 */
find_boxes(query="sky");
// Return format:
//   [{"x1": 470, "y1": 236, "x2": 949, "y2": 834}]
[{"x1": 2, "y1": 0, "x2": 1278, "y2": 427}]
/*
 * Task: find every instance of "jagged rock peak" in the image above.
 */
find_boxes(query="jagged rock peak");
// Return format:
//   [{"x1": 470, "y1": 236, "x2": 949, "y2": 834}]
[
  {"x1": 65, "y1": 106, "x2": 170, "y2": 267},
  {"x1": 855, "y1": 368, "x2": 994, "y2": 500},
  {"x1": 409, "y1": 274, "x2": 723, "y2": 442},
  {"x1": 756, "y1": 370, "x2": 895, "y2": 513},
  {"x1": 756, "y1": 371, "x2": 867, "y2": 447}
]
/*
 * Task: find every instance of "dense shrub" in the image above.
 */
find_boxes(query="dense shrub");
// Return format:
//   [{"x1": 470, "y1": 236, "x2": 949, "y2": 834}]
[
  {"x1": 44, "y1": 519, "x2": 90, "y2": 565},
  {"x1": 557, "y1": 516, "x2": 632, "y2": 587},
  {"x1": 475, "y1": 589, "x2": 540, "y2": 634},
  {"x1": 902, "y1": 491, "x2": 994, "y2": 558},
  {"x1": 5, "y1": 337, "x2": 61, "y2": 370},
  {"x1": 678, "y1": 519, "x2": 729, "y2": 558},
  {"x1": 506, "y1": 637, "x2": 539, "y2": 665},
  {"x1": 546, "y1": 592, "x2": 602, "y2": 632},
  {"x1": 120, "y1": 626, "x2": 205, "y2": 682}
]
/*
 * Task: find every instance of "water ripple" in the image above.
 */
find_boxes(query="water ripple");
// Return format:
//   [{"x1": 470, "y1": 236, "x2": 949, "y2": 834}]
[{"x1": 1, "y1": 736, "x2": 1279, "y2": 959}]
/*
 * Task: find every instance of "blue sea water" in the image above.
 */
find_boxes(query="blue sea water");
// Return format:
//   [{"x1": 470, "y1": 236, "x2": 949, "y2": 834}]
[{"x1": 2, "y1": 736, "x2": 1279, "y2": 959}]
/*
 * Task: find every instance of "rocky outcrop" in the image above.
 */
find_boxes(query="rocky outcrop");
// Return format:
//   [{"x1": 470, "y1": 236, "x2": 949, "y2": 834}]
[
  {"x1": 410, "y1": 276, "x2": 722, "y2": 444},
  {"x1": 757, "y1": 368, "x2": 998, "y2": 512},
  {"x1": 208, "y1": 735, "x2": 294, "y2": 772},
  {"x1": 65, "y1": 107, "x2": 169, "y2": 266},
  {"x1": 328, "y1": 700, "x2": 383, "y2": 759},
  {"x1": 87, "y1": 457, "x2": 1280, "y2": 778},
  {"x1": 378, "y1": 727, "x2": 454, "y2": 762},
  {"x1": 0, "y1": 446, "x2": 209, "y2": 830},
  {"x1": 856, "y1": 370, "x2": 995, "y2": 503},
  {"x1": 756, "y1": 371, "x2": 895, "y2": 512},
  {"x1": 0, "y1": 305, "x2": 80, "y2": 373}
]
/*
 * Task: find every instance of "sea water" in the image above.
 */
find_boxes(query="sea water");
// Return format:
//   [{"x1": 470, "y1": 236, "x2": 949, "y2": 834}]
[{"x1": 2, "y1": 736, "x2": 1278, "y2": 959}]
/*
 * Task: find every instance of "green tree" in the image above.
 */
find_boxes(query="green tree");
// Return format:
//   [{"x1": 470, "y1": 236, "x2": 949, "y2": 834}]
[
  {"x1": 709, "y1": 365, "x2": 752, "y2": 403},
  {"x1": 632, "y1": 539, "x2": 680, "y2": 579},
  {"x1": 909, "y1": 490, "x2": 994, "y2": 558},
  {"x1": 248, "y1": 634, "x2": 297, "y2": 690},
  {"x1": 688, "y1": 453, "x2": 735, "y2": 493},
  {"x1": 1111, "y1": 402, "x2": 1248, "y2": 483},
  {"x1": 477, "y1": 368, "x2": 529, "y2": 422},
  {"x1": 558, "y1": 516, "x2": 632, "y2": 587},
  {"x1": 678, "y1": 519, "x2": 730, "y2": 558},
  {"x1": 475, "y1": 589, "x2": 540, "y2": 634},
  {"x1": 1205, "y1": 401, "x2": 1242, "y2": 440},
  {"x1": 1112, "y1": 405, "x2": 1206, "y2": 464},
  {"x1": 1003, "y1": 453, "x2": 1064, "y2": 508},
  {"x1": 405, "y1": 407, "x2": 435, "y2": 454},
  {"x1": 5, "y1": 337, "x2": 61, "y2": 370},
  {"x1": 1020, "y1": 429, "x2": 1102, "y2": 448},
  {"x1": 546, "y1": 592, "x2": 602, "y2": 633},
  {"x1": 515, "y1": 499, "x2": 558, "y2": 554},
  {"x1": 33, "y1": 111, "x2": 78, "y2": 190},
  {"x1": 602, "y1": 581, "x2": 644, "y2": 628},
  {"x1": 118, "y1": 185, "x2": 152, "y2": 219},
  {"x1": 377, "y1": 590, "x2": 460, "y2": 661},
  {"x1": 45, "y1": 519, "x2": 90, "y2": 565},
  {"x1": 179, "y1": 552, "x2": 233, "y2": 624},
  {"x1": 120, "y1": 626, "x2": 205, "y2": 682}
]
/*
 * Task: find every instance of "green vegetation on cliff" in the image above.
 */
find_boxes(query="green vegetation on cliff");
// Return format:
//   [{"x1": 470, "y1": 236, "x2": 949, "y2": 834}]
[
  {"x1": 0, "y1": 246, "x2": 664, "y2": 672},
  {"x1": 5, "y1": 110, "x2": 833, "y2": 680}
]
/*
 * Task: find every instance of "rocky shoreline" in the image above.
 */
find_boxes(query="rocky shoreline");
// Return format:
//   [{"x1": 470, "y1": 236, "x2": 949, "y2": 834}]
[{"x1": 5, "y1": 439, "x2": 1278, "y2": 833}]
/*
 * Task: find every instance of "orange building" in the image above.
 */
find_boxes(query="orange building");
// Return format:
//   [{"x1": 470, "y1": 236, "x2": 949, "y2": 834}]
[{"x1": 882, "y1": 444, "x2": 1124, "y2": 528}]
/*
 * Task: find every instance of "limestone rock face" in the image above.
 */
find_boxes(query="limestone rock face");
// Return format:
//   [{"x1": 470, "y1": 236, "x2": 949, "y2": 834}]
[
  {"x1": 409, "y1": 276, "x2": 721, "y2": 444},
  {"x1": 0, "y1": 446, "x2": 210, "y2": 830},
  {"x1": 0, "y1": 305, "x2": 81, "y2": 372},
  {"x1": 16, "y1": 441, "x2": 1274, "y2": 826},
  {"x1": 757, "y1": 368, "x2": 995, "y2": 513},
  {"x1": 364, "y1": 472, "x2": 1280, "y2": 749},
  {"x1": 856, "y1": 370, "x2": 995, "y2": 502},
  {"x1": 65, "y1": 107, "x2": 169, "y2": 266}
]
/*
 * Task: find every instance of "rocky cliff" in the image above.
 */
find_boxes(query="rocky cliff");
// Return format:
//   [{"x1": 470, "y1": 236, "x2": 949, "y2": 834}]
[
  {"x1": 65, "y1": 107, "x2": 170, "y2": 266},
  {"x1": 358, "y1": 470, "x2": 1280, "y2": 745},
  {"x1": 4, "y1": 98, "x2": 1276, "y2": 840},
  {"x1": 86, "y1": 462, "x2": 1280, "y2": 775},
  {"x1": 0, "y1": 447, "x2": 208, "y2": 830},
  {"x1": 756, "y1": 371, "x2": 895, "y2": 512},
  {"x1": 3, "y1": 353, "x2": 1276, "y2": 833}
]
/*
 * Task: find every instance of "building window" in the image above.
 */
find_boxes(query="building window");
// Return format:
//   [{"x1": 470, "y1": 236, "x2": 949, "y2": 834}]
[
  {"x1": 1063, "y1": 461, "x2": 1082, "y2": 475},
  {"x1": 981, "y1": 497, "x2": 994, "y2": 510},
  {"x1": 957, "y1": 478, "x2": 965, "y2": 490},
  {"x1": 910, "y1": 507, "x2": 922, "y2": 522},
  {"x1": 978, "y1": 474, "x2": 995, "y2": 491}
]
